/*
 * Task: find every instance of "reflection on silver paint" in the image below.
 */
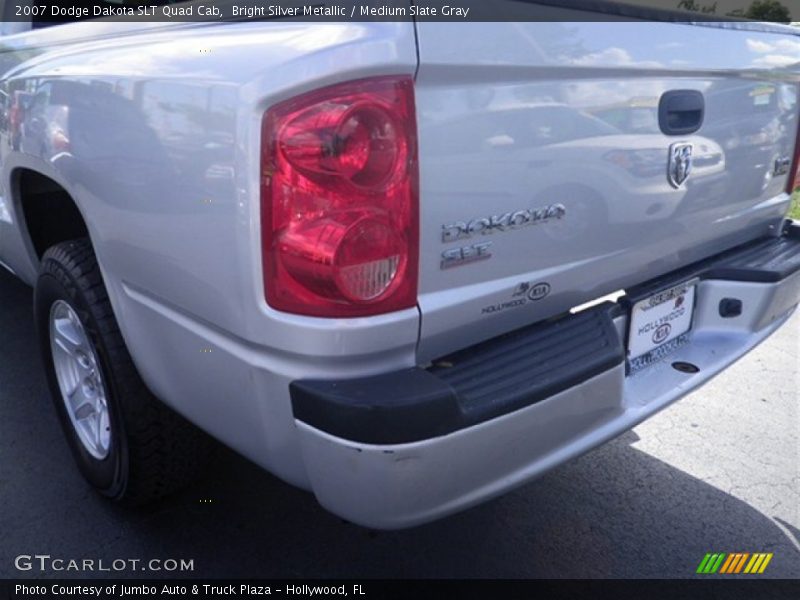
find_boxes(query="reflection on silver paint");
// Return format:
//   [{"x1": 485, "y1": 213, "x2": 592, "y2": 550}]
[
  {"x1": 0, "y1": 20, "x2": 420, "y2": 486},
  {"x1": 414, "y1": 21, "x2": 799, "y2": 361},
  {"x1": 0, "y1": 195, "x2": 11, "y2": 223},
  {"x1": 0, "y1": 17, "x2": 797, "y2": 516}
]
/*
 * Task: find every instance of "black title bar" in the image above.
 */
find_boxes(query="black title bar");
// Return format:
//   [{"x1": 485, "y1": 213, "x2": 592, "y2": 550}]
[{"x1": 2, "y1": 579, "x2": 800, "y2": 600}]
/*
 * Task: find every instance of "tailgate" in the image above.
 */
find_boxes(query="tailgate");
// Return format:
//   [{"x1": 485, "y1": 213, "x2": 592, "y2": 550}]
[{"x1": 414, "y1": 21, "x2": 800, "y2": 361}]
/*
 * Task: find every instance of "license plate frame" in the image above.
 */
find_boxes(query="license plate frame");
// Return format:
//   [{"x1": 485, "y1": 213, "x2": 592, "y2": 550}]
[{"x1": 627, "y1": 279, "x2": 698, "y2": 373}]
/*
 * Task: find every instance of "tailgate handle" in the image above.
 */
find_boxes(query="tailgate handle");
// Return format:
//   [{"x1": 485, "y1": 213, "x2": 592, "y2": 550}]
[{"x1": 659, "y1": 90, "x2": 705, "y2": 135}]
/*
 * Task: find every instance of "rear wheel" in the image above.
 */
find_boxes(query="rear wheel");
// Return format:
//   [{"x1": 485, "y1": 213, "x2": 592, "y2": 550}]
[{"x1": 35, "y1": 238, "x2": 210, "y2": 504}]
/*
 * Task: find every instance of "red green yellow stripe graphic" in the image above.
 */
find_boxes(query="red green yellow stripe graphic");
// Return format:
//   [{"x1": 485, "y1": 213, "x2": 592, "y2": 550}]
[{"x1": 696, "y1": 552, "x2": 773, "y2": 574}]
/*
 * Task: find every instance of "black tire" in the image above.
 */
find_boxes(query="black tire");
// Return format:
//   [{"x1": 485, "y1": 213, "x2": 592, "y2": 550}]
[{"x1": 35, "y1": 238, "x2": 211, "y2": 505}]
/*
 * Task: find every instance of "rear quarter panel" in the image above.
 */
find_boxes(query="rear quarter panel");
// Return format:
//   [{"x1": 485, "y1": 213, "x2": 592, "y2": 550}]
[
  {"x1": 0, "y1": 20, "x2": 419, "y2": 484},
  {"x1": 0, "y1": 20, "x2": 419, "y2": 356}
]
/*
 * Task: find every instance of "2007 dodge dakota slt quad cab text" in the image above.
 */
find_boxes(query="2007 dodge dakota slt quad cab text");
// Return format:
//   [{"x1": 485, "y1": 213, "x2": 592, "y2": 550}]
[{"x1": 0, "y1": 3, "x2": 799, "y2": 529}]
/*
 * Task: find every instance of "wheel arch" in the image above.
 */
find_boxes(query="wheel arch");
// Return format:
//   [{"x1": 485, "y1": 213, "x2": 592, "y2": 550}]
[{"x1": 8, "y1": 165, "x2": 93, "y2": 279}]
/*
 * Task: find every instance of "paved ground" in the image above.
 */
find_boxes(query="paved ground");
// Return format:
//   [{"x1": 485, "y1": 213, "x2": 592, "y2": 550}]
[{"x1": 0, "y1": 267, "x2": 798, "y2": 579}]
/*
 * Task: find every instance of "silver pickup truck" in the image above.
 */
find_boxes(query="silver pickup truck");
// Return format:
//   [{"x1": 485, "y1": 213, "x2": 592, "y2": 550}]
[{"x1": 0, "y1": 4, "x2": 799, "y2": 529}]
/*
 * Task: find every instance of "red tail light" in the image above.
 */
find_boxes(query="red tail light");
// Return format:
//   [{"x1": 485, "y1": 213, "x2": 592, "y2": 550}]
[{"x1": 261, "y1": 76, "x2": 419, "y2": 317}]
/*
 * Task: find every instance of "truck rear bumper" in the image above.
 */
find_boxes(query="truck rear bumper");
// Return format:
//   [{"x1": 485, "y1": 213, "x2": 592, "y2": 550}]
[{"x1": 292, "y1": 223, "x2": 800, "y2": 529}]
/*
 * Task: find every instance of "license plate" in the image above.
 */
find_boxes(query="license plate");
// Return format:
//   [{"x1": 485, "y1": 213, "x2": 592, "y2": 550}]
[{"x1": 627, "y1": 280, "x2": 697, "y2": 372}]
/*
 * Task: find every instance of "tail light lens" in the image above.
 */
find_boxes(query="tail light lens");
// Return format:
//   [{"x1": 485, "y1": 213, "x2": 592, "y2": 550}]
[{"x1": 261, "y1": 76, "x2": 419, "y2": 317}]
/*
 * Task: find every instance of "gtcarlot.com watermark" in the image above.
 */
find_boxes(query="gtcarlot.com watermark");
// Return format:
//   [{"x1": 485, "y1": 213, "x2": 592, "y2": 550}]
[{"x1": 14, "y1": 554, "x2": 194, "y2": 573}]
